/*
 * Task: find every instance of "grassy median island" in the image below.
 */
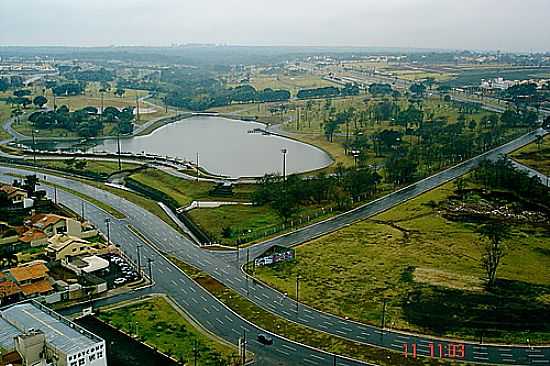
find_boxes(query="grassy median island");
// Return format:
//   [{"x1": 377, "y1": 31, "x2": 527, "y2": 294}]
[
  {"x1": 35, "y1": 159, "x2": 140, "y2": 178},
  {"x1": 98, "y1": 296, "x2": 240, "y2": 365},
  {"x1": 510, "y1": 134, "x2": 550, "y2": 176},
  {"x1": 129, "y1": 168, "x2": 254, "y2": 208},
  {"x1": 253, "y1": 178, "x2": 550, "y2": 344}
]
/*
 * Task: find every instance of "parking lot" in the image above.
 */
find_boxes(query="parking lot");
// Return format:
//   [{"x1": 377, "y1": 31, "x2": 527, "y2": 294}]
[{"x1": 100, "y1": 253, "x2": 141, "y2": 288}]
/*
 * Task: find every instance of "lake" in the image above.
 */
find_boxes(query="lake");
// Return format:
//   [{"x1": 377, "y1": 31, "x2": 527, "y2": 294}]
[{"x1": 91, "y1": 116, "x2": 332, "y2": 178}]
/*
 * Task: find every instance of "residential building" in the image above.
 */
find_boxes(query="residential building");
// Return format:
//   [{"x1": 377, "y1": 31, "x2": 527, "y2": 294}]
[
  {"x1": 0, "y1": 184, "x2": 28, "y2": 205},
  {"x1": 18, "y1": 228, "x2": 48, "y2": 247},
  {"x1": 0, "y1": 273, "x2": 21, "y2": 306},
  {"x1": 30, "y1": 214, "x2": 98, "y2": 239},
  {"x1": 7, "y1": 262, "x2": 54, "y2": 298},
  {"x1": 46, "y1": 235, "x2": 94, "y2": 261},
  {"x1": 0, "y1": 301, "x2": 107, "y2": 366}
]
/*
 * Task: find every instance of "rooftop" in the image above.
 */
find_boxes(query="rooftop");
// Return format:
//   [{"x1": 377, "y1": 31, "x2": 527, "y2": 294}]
[
  {"x1": 19, "y1": 279, "x2": 53, "y2": 296},
  {"x1": 0, "y1": 301, "x2": 103, "y2": 355},
  {"x1": 9, "y1": 263, "x2": 49, "y2": 283},
  {"x1": 70, "y1": 255, "x2": 109, "y2": 274},
  {"x1": 18, "y1": 228, "x2": 47, "y2": 243},
  {"x1": 47, "y1": 234, "x2": 89, "y2": 252},
  {"x1": 30, "y1": 213, "x2": 68, "y2": 230}
]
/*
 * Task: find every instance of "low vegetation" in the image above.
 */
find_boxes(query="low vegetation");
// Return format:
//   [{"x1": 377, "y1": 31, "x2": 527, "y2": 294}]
[
  {"x1": 511, "y1": 134, "x2": 550, "y2": 176},
  {"x1": 98, "y1": 296, "x2": 240, "y2": 365}
]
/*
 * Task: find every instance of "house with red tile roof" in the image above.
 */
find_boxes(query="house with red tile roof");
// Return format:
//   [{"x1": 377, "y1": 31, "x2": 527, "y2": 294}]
[{"x1": 7, "y1": 262, "x2": 53, "y2": 298}]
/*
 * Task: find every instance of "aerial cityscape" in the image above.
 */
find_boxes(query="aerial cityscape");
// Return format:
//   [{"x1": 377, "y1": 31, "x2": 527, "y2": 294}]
[{"x1": 0, "y1": 1, "x2": 549, "y2": 365}]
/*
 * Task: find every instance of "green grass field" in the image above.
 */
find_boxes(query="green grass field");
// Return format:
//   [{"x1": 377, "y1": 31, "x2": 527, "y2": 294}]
[
  {"x1": 129, "y1": 169, "x2": 254, "y2": 208},
  {"x1": 253, "y1": 179, "x2": 550, "y2": 344},
  {"x1": 0, "y1": 103, "x2": 12, "y2": 140},
  {"x1": 510, "y1": 135, "x2": 550, "y2": 176},
  {"x1": 99, "y1": 296, "x2": 240, "y2": 365},
  {"x1": 35, "y1": 159, "x2": 140, "y2": 177}
]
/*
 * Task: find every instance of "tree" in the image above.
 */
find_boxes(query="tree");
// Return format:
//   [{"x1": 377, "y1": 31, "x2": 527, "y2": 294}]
[
  {"x1": 477, "y1": 223, "x2": 511, "y2": 288},
  {"x1": 114, "y1": 88, "x2": 126, "y2": 98},
  {"x1": 74, "y1": 160, "x2": 88, "y2": 170},
  {"x1": 33, "y1": 95, "x2": 48, "y2": 108},
  {"x1": 410, "y1": 83, "x2": 426, "y2": 98},
  {"x1": 13, "y1": 89, "x2": 31, "y2": 98}
]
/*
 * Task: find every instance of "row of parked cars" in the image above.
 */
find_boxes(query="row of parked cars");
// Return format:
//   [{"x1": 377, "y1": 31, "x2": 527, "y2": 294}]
[{"x1": 101, "y1": 253, "x2": 140, "y2": 287}]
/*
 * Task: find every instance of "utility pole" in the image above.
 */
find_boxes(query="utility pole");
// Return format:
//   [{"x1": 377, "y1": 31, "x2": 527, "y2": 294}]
[
  {"x1": 296, "y1": 275, "x2": 301, "y2": 312},
  {"x1": 136, "y1": 244, "x2": 143, "y2": 275},
  {"x1": 117, "y1": 132, "x2": 122, "y2": 171},
  {"x1": 135, "y1": 95, "x2": 140, "y2": 122},
  {"x1": 381, "y1": 298, "x2": 388, "y2": 330},
  {"x1": 240, "y1": 329, "x2": 247, "y2": 366},
  {"x1": 53, "y1": 186, "x2": 57, "y2": 204},
  {"x1": 163, "y1": 96, "x2": 168, "y2": 113},
  {"x1": 147, "y1": 258, "x2": 154, "y2": 282},
  {"x1": 193, "y1": 339, "x2": 198, "y2": 366},
  {"x1": 105, "y1": 218, "x2": 111, "y2": 245},
  {"x1": 100, "y1": 90, "x2": 104, "y2": 118},
  {"x1": 196, "y1": 152, "x2": 200, "y2": 182},
  {"x1": 281, "y1": 148, "x2": 287, "y2": 182},
  {"x1": 81, "y1": 201, "x2": 85, "y2": 220},
  {"x1": 31, "y1": 129, "x2": 38, "y2": 174}
]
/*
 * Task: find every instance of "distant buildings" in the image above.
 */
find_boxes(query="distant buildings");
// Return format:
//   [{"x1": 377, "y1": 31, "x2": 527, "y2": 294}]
[{"x1": 0, "y1": 301, "x2": 107, "y2": 366}]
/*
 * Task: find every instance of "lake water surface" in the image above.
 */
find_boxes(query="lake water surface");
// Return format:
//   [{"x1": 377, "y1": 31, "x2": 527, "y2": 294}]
[{"x1": 92, "y1": 116, "x2": 332, "y2": 178}]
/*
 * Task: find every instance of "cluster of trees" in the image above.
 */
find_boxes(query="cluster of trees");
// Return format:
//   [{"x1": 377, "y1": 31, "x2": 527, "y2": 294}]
[
  {"x1": 64, "y1": 67, "x2": 115, "y2": 82},
  {"x1": 324, "y1": 95, "x2": 539, "y2": 188},
  {"x1": 28, "y1": 105, "x2": 134, "y2": 137},
  {"x1": 166, "y1": 84, "x2": 291, "y2": 111},
  {"x1": 52, "y1": 83, "x2": 85, "y2": 96},
  {"x1": 473, "y1": 158, "x2": 549, "y2": 201},
  {"x1": 368, "y1": 83, "x2": 395, "y2": 96},
  {"x1": 296, "y1": 84, "x2": 360, "y2": 99},
  {"x1": 253, "y1": 166, "x2": 381, "y2": 221},
  {"x1": 0, "y1": 76, "x2": 23, "y2": 91}
]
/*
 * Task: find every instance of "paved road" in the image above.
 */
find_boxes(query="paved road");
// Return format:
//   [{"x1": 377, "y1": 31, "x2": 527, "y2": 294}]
[
  {"x1": 1, "y1": 127, "x2": 549, "y2": 365},
  {"x1": 0, "y1": 169, "x2": 366, "y2": 366},
  {"x1": 508, "y1": 158, "x2": 550, "y2": 187}
]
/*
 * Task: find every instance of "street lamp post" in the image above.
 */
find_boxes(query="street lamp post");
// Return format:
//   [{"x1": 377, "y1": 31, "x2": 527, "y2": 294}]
[
  {"x1": 281, "y1": 148, "x2": 287, "y2": 182},
  {"x1": 31, "y1": 129, "x2": 39, "y2": 174},
  {"x1": 136, "y1": 244, "x2": 143, "y2": 275},
  {"x1": 296, "y1": 275, "x2": 301, "y2": 312},
  {"x1": 147, "y1": 258, "x2": 154, "y2": 282},
  {"x1": 104, "y1": 218, "x2": 111, "y2": 245},
  {"x1": 116, "y1": 132, "x2": 122, "y2": 171}
]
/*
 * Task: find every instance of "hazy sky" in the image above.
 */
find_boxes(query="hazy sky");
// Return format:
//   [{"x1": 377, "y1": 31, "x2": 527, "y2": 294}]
[{"x1": 1, "y1": 0, "x2": 549, "y2": 52}]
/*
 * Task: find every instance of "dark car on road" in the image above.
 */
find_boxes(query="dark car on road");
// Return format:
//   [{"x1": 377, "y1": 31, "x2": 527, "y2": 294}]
[{"x1": 257, "y1": 334, "x2": 273, "y2": 345}]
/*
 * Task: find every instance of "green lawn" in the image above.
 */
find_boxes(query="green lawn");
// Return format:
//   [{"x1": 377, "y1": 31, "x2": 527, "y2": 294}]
[
  {"x1": 0, "y1": 102, "x2": 12, "y2": 140},
  {"x1": 35, "y1": 159, "x2": 140, "y2": 178},
  {"x1": 188, "y1": 204, "x2": 281, "y2": 245},
  {"x1": 253, "y1": 179, "x2": 550, "y2": 344},
  {"x1": 510, "y1": 135, "x2": 550, "y2": 176},
  {"x1": 99, "y1": 296, "x2": 240, "y2": 365},
  {"x1": 129, "y1": 169, "x2": 254, "y2": 208}
]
